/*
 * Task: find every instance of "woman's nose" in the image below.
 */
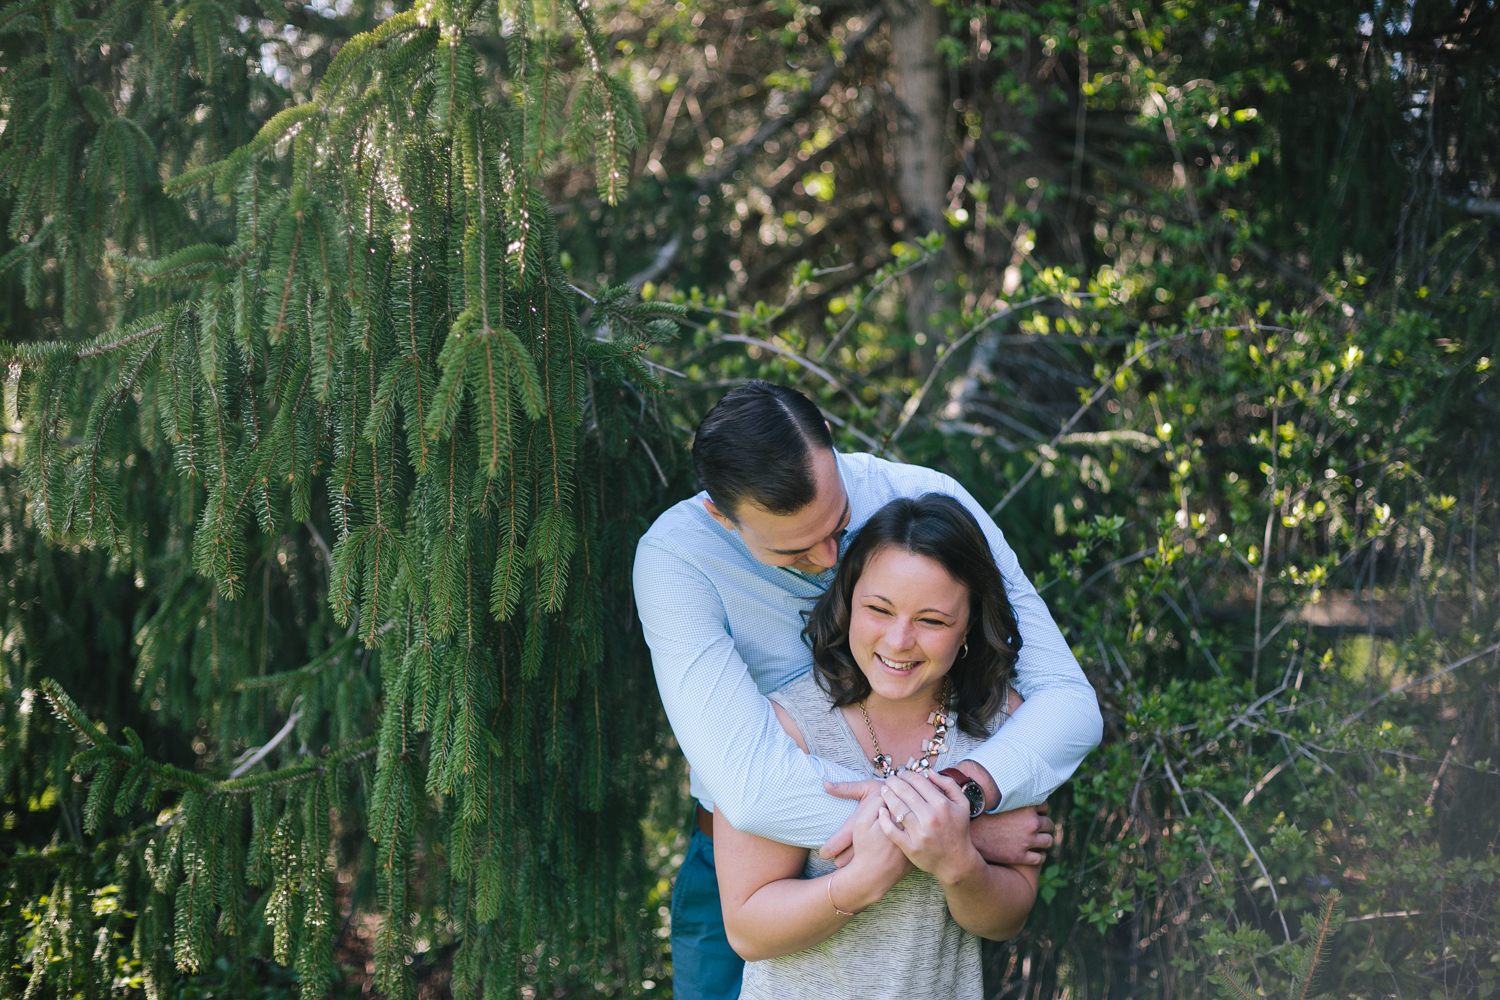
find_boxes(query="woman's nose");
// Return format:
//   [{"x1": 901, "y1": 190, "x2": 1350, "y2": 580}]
[{"x1": 886, "y1": 617, "x2": 917, "y2": 650}]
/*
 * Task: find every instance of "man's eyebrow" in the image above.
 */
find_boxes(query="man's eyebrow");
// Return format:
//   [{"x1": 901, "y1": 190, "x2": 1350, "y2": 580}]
[{"x1": 769, "y1": 499, "x2": 850, "y2": 555}]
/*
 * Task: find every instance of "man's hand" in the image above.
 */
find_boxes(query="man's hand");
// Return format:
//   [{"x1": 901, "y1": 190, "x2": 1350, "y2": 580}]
[
  {"x1": 970, "y1": 802, "x2": 1054, "y2": 866},
  {"x1": 818, "y1": 779, "x2": 885, "y2": 867}
]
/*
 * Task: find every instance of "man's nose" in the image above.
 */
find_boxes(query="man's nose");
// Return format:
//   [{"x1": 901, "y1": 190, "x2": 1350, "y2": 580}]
[{"x1": 807, "y1": 535, "x2": 840, "y2": 569}]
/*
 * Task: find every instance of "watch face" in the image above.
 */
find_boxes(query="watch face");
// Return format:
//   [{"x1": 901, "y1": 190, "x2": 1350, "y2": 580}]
[{"x1": 961, "y1": 781, "x2": 984, "y2": 818}]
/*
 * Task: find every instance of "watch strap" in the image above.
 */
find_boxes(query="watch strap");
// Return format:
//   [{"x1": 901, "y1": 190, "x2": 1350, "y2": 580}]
[{"x1": 938, "y1": 767, "x2": 986, "y2": 818}]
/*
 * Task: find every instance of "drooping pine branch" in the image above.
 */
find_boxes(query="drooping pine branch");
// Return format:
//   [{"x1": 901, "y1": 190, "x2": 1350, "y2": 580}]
[{"x1": 1, "y1": 2, "x2": 682, "y2": 995}]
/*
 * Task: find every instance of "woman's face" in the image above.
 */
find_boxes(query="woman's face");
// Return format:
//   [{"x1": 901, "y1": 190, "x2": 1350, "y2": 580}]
[{"x1": 847, "y1": 546, "x2": 971, "y2": 706}]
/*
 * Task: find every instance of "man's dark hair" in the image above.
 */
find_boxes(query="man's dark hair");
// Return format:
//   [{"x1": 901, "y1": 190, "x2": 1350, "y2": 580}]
[
  {"x1": 802, "y1": 493, "x2": 1021, "y2": 737},
  {"x1": 692, "y1": 381, "x2": 834, "y2": 520}
]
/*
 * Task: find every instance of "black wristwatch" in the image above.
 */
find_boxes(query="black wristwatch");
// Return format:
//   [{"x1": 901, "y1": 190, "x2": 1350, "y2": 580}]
[{"x1": 939, "y1": 767, "x2": 986, "y2": 819}]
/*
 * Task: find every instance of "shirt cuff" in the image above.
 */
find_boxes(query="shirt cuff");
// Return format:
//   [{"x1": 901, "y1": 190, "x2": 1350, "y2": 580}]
[
  {"x1": 987, "y1": 768, "x2": 1027, "y2": 813},
  {"x1": 962, "y1": 744, "x2": 1048, "y2": 812}
]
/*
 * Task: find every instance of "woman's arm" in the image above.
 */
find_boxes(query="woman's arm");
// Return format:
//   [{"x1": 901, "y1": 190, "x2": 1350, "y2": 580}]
[
  {"x1": 715, "y1": 705, "x2": 913, "y2": 961},
  {"x1": 878, "y1": 770, "x2": 1040, "y2": 940},
  {"x1": 930, "y1": 843, "x2": 1039, "y2": 941}
]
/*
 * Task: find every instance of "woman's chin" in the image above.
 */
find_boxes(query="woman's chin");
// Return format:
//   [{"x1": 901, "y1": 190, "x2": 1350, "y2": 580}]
[{"x1": 863, "y1": 664, "x2": 943, "y2": 703}]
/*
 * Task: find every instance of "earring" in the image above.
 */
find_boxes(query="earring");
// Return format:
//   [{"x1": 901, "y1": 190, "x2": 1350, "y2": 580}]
[{"x1": 959, "y1": 640, "x2": 969, "y2": 659}]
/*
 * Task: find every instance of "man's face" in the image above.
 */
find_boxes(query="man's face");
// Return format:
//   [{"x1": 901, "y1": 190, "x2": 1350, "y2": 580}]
[{"x1": 703, "y1": 447, "x2": 850, "y2": 573}]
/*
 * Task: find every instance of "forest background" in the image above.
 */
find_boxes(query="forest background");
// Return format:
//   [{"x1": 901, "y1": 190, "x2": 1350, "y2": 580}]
[{"x1": 0, "y1": 0, "x2": 1497, "y2": 997}]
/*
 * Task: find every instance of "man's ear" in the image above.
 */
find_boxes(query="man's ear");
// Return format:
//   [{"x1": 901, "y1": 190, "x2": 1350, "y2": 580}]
[{"x1": 703, "y1": 498, "x2": 738, "y2": 532}]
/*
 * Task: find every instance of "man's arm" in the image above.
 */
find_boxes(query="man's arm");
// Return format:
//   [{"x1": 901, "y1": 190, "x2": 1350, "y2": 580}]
[
  {"x1": 633, "y1": 537, "x2": 863, "y2": 847},
  {"x1": 935, "y1": 474, "x2": 1104, "y2": 809}
]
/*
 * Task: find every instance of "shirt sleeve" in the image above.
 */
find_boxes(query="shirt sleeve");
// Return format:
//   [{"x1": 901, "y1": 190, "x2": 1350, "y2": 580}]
[
  {"x1": 932, "y1": 473, "x2": 1104, "y2": 809},
  {"x1": 633, "y1": 535, "x2": 864, "y2": 848}
]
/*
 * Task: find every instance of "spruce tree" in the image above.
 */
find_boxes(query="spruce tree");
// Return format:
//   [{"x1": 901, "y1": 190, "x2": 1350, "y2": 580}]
[{"x1": 0, "y1": 1, "x2": 688, "y2": 996}]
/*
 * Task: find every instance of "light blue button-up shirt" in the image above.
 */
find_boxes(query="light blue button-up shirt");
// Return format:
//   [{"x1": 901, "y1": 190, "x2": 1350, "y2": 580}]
[{"x1": 633, "y1": 450, "x2": 1102, "y2": 849}]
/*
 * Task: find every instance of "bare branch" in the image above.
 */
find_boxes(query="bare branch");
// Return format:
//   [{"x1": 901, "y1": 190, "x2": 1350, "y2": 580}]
[
  {"x1": 818, "y1": 258, "x2": 924, "y2": 362},
  {"x1": 1342, "y1": 640, "x2": 1500, "y2": 725},
  {"x1": 880, "y1": 294, "x2": 1063, "y2": 452},
  {"x1": 1200, "y1": 789, "x2": 1292, "y2": 943},
  {"x1": 229, "y1": 697, "x2": 305, "y2": 779},
  {"x1": 305, "y1": 520, "x2": 333, "y2": 566},
  {"x1": 1346, "y1": 909, "x2": 1420, "y2": 922},
  {"x1": 1241, "y1": 757, "x2": 1290, "y2": 807},
  {"x1": 1451, "y1": 197, "x2": 1500, "y2": 218},
  {"x1": 692, "y1": 6, "x2": 887, "y2": 198},
  {"x1": 991, "y1": 330, "x2": 1191, "y2": 515},
  {"x1": 627, "y1": 6, "x2": 888, "y2": 286},
  {"x1": 636, "y1": 436, "x2": 669, "y2": 488},
  {"x1": 1426, "y1": 733, "x2": 1461, "y2": 808},
  {"x1": 712, "y1": 332, "x2": 860, "y2": 407},
  {"x1": 627, "y1": 232, "x2": 683, "y2": 290},
  {"x1": 1074, "y1": 549, "x2": 1152, "y2": 600},
  {"x1": 820, "y1": 406, "x2": 882, "y2": 452}
]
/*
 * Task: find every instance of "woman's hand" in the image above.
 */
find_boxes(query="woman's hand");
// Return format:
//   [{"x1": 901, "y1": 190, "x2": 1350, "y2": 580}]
[
  {"x1": 836, "y1": 787, "x2": 914, "y2": 909},
  {"x1": 878, "y1": 770, "x2": 985, "y2": 887}
]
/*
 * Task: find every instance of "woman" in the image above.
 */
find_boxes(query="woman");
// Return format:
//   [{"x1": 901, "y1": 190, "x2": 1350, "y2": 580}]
[{"x1": 713, "y1": 494, "x2": 1040, "y2": 999}]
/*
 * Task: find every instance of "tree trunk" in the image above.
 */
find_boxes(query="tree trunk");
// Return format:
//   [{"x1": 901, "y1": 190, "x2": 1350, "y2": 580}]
[{"x1": 888, "y1": 0, "x2": 955, "y2": 362}]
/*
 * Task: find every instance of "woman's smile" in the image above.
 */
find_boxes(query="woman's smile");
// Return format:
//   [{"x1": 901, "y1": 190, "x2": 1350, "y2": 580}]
[{"x1": 874, "y1": 651, "x2": 925, "y2": 673}]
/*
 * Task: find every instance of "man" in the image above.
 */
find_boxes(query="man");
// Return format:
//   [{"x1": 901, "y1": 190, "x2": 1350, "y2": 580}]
[{"x1": 633, "y1": 382, "x2": 1102, "y2": 999}]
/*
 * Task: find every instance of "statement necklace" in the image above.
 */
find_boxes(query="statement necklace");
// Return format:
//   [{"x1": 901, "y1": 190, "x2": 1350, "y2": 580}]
[{"x1": 859, "y1": 676, "x2": 955, "y2": 778}]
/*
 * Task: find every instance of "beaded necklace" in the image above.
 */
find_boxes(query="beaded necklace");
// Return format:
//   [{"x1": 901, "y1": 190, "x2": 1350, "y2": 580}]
[{"x1": 858, "y1": 676, "x2": 955, "y2": 778}]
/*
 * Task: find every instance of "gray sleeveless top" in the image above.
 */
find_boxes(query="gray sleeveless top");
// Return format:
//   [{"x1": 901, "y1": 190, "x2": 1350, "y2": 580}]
[{"x1": 738, "y1": 672, "x2": 1005, "y2": 1000}]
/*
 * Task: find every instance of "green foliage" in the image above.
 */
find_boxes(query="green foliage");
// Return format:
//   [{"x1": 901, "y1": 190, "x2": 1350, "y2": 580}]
[
  {"x1": 557, "y1": 0, "x2": 1500, "y2": 995},
  {"x1": 0, "y1": 0, "x2": 688, "y2": 997},
  {"x1": 3, "y1": 0, "x2": 1499, "y2": 996},
  {"x1": 687, "y1": 247, "x2": 1498, "y2": 997},
  {"x1": 1212, "y1": 891, "x2": 1345, "y2": 1000}
]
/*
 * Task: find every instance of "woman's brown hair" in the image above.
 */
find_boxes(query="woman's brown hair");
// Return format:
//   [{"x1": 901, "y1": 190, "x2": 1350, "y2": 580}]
[{"x1": 802, "y1": 493, "x2": 1022, "y2": 737}]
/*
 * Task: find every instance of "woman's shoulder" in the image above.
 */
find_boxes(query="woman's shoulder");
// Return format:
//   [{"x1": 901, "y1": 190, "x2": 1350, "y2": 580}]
[
  {"x1": 957, "y1": 685, "x2": 1021, "y2": 749},
  {"x1": 769, "y1": 671, "x2": 860, "y2": 764},
  {"x1": 769, "y1": 670, "x2": 833, "y2": 711}
]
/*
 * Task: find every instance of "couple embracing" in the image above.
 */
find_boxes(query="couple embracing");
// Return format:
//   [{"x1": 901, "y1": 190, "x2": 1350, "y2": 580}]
[{"x1": 633, "y1": 382, "x2": 1103, "y2": 1000}]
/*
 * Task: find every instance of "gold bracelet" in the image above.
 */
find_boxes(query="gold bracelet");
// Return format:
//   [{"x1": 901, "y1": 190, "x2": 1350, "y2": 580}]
[{"x1": 827, "y1": 871, "x2": 856, "y2": 917}]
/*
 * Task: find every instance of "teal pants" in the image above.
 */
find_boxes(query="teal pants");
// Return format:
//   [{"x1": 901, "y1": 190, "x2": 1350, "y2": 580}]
[{"x1": 670, "y1": 826, "x2": 744, "y2": 1000}]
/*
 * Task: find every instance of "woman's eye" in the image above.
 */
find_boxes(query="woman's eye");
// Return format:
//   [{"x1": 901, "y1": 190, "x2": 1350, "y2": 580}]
[
  {"x1": 920, "y1": 618, "x2": 949, "y2": 627},
  {"x1": 863, "y1": 605, "x2": 892, "y2": 616}
]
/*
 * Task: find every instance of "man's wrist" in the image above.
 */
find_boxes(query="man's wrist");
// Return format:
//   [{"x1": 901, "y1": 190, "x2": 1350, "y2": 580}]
[{"x1": 952, "y1": 760, "x2": 1001, "y2": 813}]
